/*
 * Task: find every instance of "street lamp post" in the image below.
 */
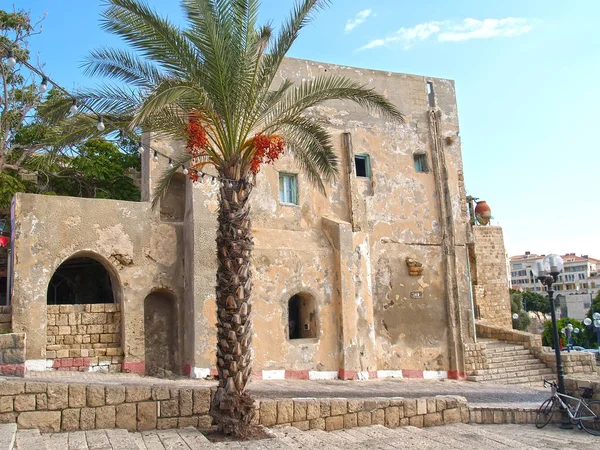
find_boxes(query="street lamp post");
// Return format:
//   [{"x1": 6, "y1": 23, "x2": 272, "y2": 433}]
[{"x1": 532, "y1": 254, "x2": 572, "y2": 429}]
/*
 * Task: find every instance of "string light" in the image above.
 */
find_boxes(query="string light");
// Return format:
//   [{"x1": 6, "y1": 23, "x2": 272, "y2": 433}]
[
  {"x1": 6, "y1": 50, "x2": 16, "y2": 68},
  {"x1": 0, "y1": 41, "x2": 250, "y2": 188},
  {"x1": 39, "y1": 76, "x2": 48, "y2": 93}
]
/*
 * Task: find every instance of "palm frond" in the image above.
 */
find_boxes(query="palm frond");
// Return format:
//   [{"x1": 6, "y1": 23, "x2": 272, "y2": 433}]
[{"x1": 151, "y1": 152, "x2": 192, "y2": 209}]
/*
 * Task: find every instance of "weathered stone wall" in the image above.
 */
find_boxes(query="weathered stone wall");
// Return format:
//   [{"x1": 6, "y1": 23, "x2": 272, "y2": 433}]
[
  {"x1": 0, "y1": 306, "x2": 10, "y2": 332},
  {"x1": 471, "y1": 227, "x2": 512, "y2": 328},
  {"x1": 11, "y1": 194, "x2": 185, "y2": 375},
  {"x1": 0, "y1": 333, "x2": 25, "y2": 376},
  {"x1": 565, "y1": 377, "x2": 600, "y2": 401},
  {"x1": 0, "y1": 379, "x2": 212, "y2": 433},
  {"x1": 254, "y1": 395, "x2": 469, "y2": 431},
  {"x1": 46, "y1": 304, "x2": 123, "y2": 372}
]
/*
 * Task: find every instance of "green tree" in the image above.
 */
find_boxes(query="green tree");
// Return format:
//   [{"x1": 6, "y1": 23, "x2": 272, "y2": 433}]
[
  {"x1": 510, "y1": 291, "x2": 531, "y2": 331},
  {"x1": 542, "y1": 318, "x2": 585, "y2": 348},
  {"x1": 85, "y1": 0, "x2": 403, "y2": 435},
  {"x1": 583, "y1": 291, "x2": 600, "y2": 348},
  {"x1": 522, "y1": 291, "x2": 551, "y2": 323}
]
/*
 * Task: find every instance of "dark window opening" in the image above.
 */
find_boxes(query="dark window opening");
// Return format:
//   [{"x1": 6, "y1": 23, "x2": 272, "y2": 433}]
[
  {"x1": 427, "y1": 81, "x2": 435, "y2": 107},
  {"x1": 354, "y1": 154, "x2": 371, "y2": 178},
  {"x1": 47, "y1": 257, "x2": 114, "y2": 305},
  {"x1": 288, "y1": 293, "x2": 317, "y2": 339},
  {"x1": 414, "y1": 153, "x2": 429, "y2": 173}
]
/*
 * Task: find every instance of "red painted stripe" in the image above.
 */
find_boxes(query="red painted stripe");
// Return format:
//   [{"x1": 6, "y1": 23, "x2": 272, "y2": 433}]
[
  {"x1": 402, "y1": 369, "x2": 424, "y2": 378},
  {"x1": 285, "y1": 370, "x2": 309, "y2": 380},
  {"x1": 447, "y1": 370, "x2": 466, "y2": 380},
  {"x1": 338, "y1": 369, "x2": 357, "y2": 380},
  {"x1": 122, "y1": 361, "x2": 145, "y2": 374}
]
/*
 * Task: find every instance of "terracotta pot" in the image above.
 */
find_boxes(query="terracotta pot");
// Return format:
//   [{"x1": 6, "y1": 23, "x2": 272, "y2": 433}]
[{"x1": 474, "y1": 200, "x2": 492, "y2": 225}]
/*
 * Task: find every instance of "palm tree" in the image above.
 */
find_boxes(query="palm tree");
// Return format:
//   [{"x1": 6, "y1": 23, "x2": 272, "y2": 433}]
[{"x1": 85, "y1": 0, "x2": 404, "y2": 435}]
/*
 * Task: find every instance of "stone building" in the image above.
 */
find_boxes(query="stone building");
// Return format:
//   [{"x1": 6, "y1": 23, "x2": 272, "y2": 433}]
[{"x1": 6, "y1": 58, "x2": 488, "y2": 380}]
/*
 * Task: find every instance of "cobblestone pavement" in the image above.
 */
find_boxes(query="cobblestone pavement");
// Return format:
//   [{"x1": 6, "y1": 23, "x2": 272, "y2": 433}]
[
  {"x1": 25, "y1": 372, "x2": 551, "y2": 407},
  {"x1": 10, "y1": 423, "x2": 600, "y2": 449}
]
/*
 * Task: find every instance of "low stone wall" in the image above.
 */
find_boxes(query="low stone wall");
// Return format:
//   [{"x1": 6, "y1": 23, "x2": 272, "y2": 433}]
[
  {"x1": 254, "y1": 396, "x2": 469, "y2": 431},
  {"x1": 46, "y1": 304, "x2": 123, "y2": 372},
  {"x1": 0, "y1": 379, "x2": 212, "y2": 433},
  {"x1": 0, "y1": 334, "x2": 25, "y2": 377},
  {"x1": 0, "y1": 306, "x2": 11, "y2": 332},
  {"x1": 565, "y1": 376, "x2": 600, "y2": 401},
  {"x1": 468, "y1": 405, "x2": 552, "y2": 425},
  {"x1": 475, "y1": 321, "x2": 598, "y2": 376}
]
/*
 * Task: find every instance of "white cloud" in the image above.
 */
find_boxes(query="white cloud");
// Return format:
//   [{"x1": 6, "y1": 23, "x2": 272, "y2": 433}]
[
  {"x1": 359, "y1": 17, "x2": 535, "y2": 50},
  {"x1": 438, "y1": 18, "x2": 533, "y2": 42},
  {"x1": 345, "y1": 9, "x2": 372, "y2": 33}
]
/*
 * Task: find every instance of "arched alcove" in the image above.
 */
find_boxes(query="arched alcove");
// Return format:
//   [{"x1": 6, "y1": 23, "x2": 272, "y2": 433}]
[
  {"x1": 47, "y1": 253, "x2": 120, "y2": 305},
  {"x1": 144, "y1": 290, "x2": 177, "y2": 376},
  {"x1": 287, "y1": 292, "x2": 318, "y2": 340}
]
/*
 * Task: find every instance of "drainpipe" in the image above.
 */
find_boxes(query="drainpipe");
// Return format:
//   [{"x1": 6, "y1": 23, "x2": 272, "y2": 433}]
[
  {"x1": 6, "y1": 248, "x2": 11, "y2": 306},
  {"x1": 465, "y1": 246, "x2": 477, "y2": 343}
]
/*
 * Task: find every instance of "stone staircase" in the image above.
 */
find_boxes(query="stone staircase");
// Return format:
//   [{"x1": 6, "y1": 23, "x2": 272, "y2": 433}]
[{"x1": 466, "y1": 339, "x2": 554, "y2": 386}]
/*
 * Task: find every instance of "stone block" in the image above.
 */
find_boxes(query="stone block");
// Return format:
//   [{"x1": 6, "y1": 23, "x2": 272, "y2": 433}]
[
  {"x1": 80, "y1": 408, "x2": 95, "y2": 430},
  {"x1": 330, "y1": 399, "x2": 347, "y2": 416},
  {"x1": 116, "y1": 403, "x2": 137, "y2": 431},
  {"x1": 96, "y1": 405, "x2": 116, "y2": 429},
  {"x1": 25, "y1": 382, "x2": 47, "y2": 394},
  {"x1": 13, "y1": 394, "x2": 35, "y2": 412},
  {"x1": 259, "y1": 400, "x2": 277, "y2": 426},
  {"x1": 0, "y1": 397, "x2": 13, "y2": 413},
  {"x1": 178, "y1": 416, "x2": 198, "y2": 428},
  {"x1": 152, "y1": 386, "x2": 171, "y2": 401},
  {"x1": 292, "y1": 420, "x2": 309, "y2": 431},
  {"x1": 423, "y1": 412, "x2": 443, "y2": 427},
  {"x1": 137, "y1": 402, "x2": 157, "y2": 431},
  {"x1": 157, "y1": 417, "x2": 178, "y2": 430},
  {"x1": 357, "y1": 411, "x2": 372, "y2": 427},
  {"x1": 409, "y1": 415, "x2": 423, "y2": 428},
  {"x1": 325, "y1": 416, "x2": 344, "y2": 431},
  {"x1": 192, "y1": 389, "x2": 210, "y2": 414},
  {"x1": 309, "y1": 418, "x2": 325, "y2": 430},
  {"x1": 435, "y1": 397, "x2": 446, "y2": 412},
  {"x1": 69, "y1": 384, "x2": 87, "y2": 408},
  {"x1": 277, "y1": 400, "x2": 293, "y2": 424},
  {"x1": 126, "y1": 386, "x2": 151, "y2": 403},
  {"x1": 62, "y1": 408, "x2": 80, "y2": 431},
  {"x1": 0, "y1": 412, "x2": 16, "y2": 424},
  {"x1": 371, "y1": 409, "x2": 385, "y2": 426},
  {"x1": 0, "y1": 381, "x2": 24, "y2": 396},
  {"x1": 106, "y1": 386, "x2": 126, "y2": 405},
  {"x1": 343, "y1": 413, "x2": 357, "y2": 428},
  {"x1": 385, "y1": 407, "x2": 400, "y2": 428},
  {"x1": 404, "y1": 399, "x2": 417, "y2": 418},
  {"x1": 400, "y1": 418, "x2": 409, "y2": 426},
  {"x1": 17, "y1": 411, "x2": 61, "y2": 432},
  {"x1": 159, "y1": 399, "x2": 179, "y2": 418},
  {"x1": 293, "y1": 400, "x2": 307, "y2": 421},
  {"x1": 47, "y1": 383, "x2": 68, "y2": 410},
  {"x1": 197, "y1": 415, "x2": 212, "y2": 431},
  {"x1": 426, "y1": 398, "x2": 437, "y2": 414},
  {"x1": 319, "y1": 399, "x2": 331, "y2": 418},
  {"x1": 87, "y1": 386, "x2": 105, "y2": 407},
  {"x1": 443, "y1": 408, "x2": 461, "y2": 424},
  {"x1": 416, "y1": 398, "x2": 427, "y2": 415},
  {"x1": 179, "y1": 389, "x2": 193, "y2": 416},
  {"x1": 306, "y1": 399, "x2": 320, "y2": 420}
]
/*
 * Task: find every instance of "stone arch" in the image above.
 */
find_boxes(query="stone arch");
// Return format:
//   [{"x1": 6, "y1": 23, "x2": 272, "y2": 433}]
[
  {"x1": 286, "y1": 291, "x2": 318, "y2": 340},
  {"x1": 144, "y1": 289, "x2": 178, "y2": 376},
  {"x1": 47, "y1": 251, "x2": 122, "y2": 305}
]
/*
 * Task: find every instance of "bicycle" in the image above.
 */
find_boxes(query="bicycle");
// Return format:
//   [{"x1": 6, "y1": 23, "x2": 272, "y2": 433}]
[{"x1": 535, "y1": 379, "x2": 600, "y2": 436}]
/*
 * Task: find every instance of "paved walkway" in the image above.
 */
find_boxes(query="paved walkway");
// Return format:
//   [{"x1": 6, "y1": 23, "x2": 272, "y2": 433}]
[
  {"x1": 25, "y1": 372, "x2": 550, "y2": 407},
  {"x1": 9, "y1": 423, "x2": 600, "y2": 449}
]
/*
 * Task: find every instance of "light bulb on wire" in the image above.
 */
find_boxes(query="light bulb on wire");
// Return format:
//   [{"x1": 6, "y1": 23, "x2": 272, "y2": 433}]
[
  {"x1": 168, "y1": 158, "x2": 173, "y2": 169},
  {"x1": 39, "y1": 76, "x2": 48, "y2": 93},
  {"x1": 183, "y1": 167, "x2": 189, "y2": 175},
  {"x1": 153, "y1": 151, "x2": 158, "y2": 162},
  {"x1": 97, "y1": 117, "x2": 105, "y2": 132},
  {"x1": 137, "y1": 142, "x2": 144, "y2": 155},
  {"x1": 6, "y1": 50, "x2": 16, "y2": 68},
  {"x1": 69, "y1": 99, "x2": 78, "y2": 114}
]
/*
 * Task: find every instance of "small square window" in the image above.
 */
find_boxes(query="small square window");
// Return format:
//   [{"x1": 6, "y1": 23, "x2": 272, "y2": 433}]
[
  {"x1": 354, "y1": 154, "x2": 370, "y2": 178},
  {"x1": 413, "y1": 153, "x2": 429, "y2": 173},
  {"x1": 279, "y1": 173, "x2": 298, "y2": 205}
]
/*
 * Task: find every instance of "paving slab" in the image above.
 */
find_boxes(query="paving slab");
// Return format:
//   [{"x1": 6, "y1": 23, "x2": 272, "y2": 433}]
[{"x1": 0, "y1": 424, "x2": 16, "y2": 450}]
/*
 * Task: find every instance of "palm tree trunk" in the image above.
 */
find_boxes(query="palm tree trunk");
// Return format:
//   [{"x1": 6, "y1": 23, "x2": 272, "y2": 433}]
[{"x1": 210, "y1": 176, "x2": 255, "y2": 435}]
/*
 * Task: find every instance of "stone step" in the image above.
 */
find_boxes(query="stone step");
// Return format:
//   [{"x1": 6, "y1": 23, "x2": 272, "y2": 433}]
[
  {"x1": 105, "y1": 429, "x2": 141, "y2": 450},
  {"x1": 484, "y1": 343, "x2": 527, "y2": 352},
  {"x1": 15, "y1": 429, "x2": 49, "y2": 450},
  {"x1": 417, "y1": 422, "x2": 535, "y2": 449},
  {"x1": 176, "y1": 427, "x2": 212, "y2": 449},
  {"x1": 485, "y1": 349, "x2": 533, "y2": 357},
  {"x1": 0, "y1": 424, "x2": 16, "y2": 450},
  {"x1": 468, "y1": 367, "x2": 554, "y2": 382},
  {"x1": 472, "y1": 362, "x2": 550, "y2": 376},
  {"x1": 486, "y1": 353, "x2": 543, "y2": 364},
  {"x1": 476, "y1": 424, "x2": 600, "y2": 449}
]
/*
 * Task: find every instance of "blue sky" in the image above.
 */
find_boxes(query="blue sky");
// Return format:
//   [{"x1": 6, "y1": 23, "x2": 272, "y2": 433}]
[{"x1": 11, "y1": 0, "x2": 600, "y2": 258}]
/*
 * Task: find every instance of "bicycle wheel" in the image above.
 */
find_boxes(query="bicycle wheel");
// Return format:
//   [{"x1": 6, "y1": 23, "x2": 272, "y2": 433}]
[
  {"x1": 580, "y1": 400, "x2": 600, "y2": 436},
  {"x1": 536, "y1": 397, "x2": 556, "y2": 429}
]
